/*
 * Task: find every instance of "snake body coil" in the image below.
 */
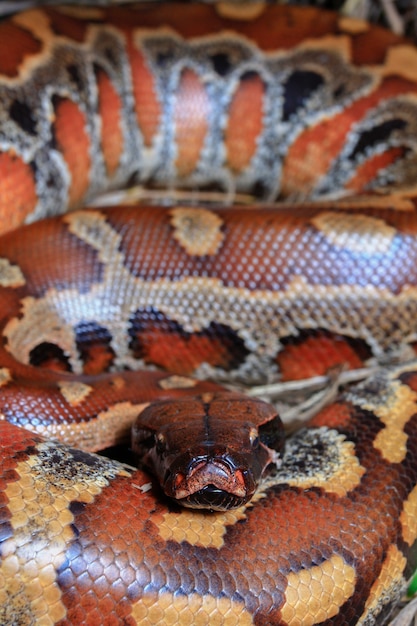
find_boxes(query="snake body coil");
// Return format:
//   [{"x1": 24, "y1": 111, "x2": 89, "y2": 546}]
[{"x1": 1, "y1": 4, "x2": 417, "y2": 625}]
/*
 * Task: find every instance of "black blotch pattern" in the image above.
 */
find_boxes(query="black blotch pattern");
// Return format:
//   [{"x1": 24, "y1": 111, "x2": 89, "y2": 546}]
[
  {"x1": 68, "y1": 446, "x2": 103, "y2": 468},
  {"x1": 349, "y1": 119, "x2": 407, "y2": 161},
  {"x1": 69, "y1": 500, "x2": 87, "y2": 515},
  {"x1": 283, "y1": 70, "x2": 324, "y2": 121},
  {"x1": 9, "y1": 100, "x2": 37, "y2": 135},
  {"x1": 210, "y1": 52, "x2": 232, "y2": 76},
  {"x1": 128, "y1": 306, "x2": 249, "y2": 371},
  {"x1": 280, "y1": 328, "x2": 372, "y2": 361},
  {"x1": 75, "y1": 320, "x2": 113, "y2": 346},
  {"x1": 75, "y1": 320, "x2": 115, "y2": 373},
  {"x1": 103, "y1": 46, "x2": 118, "y2": 68},
  {"x1": 29, "y1": 342, "x2": 72, "y2": 372},
  {"x1": 252, "y1": 179, "x2": 269, "y2": 199},
  {"x1": 67, "y1": 63, "x2": 84, "y2": 92},
  {"x1": 156, "y1": 50, "x2": 173, "y2": 67}
]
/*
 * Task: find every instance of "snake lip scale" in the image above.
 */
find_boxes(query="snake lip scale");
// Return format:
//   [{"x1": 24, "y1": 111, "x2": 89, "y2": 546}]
[{"x1": 1, "y1": 2, "x2": 417, "y2": 625}]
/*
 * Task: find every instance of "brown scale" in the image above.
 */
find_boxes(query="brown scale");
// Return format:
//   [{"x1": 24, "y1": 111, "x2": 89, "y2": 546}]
[
  {"x1": 0, "y1": 20, "x2": 42, "y2": 78},
  {"x1": 1, "y1": 204, "x2": 417, "y2": 428},
  {"x1": 1, "y1": 376, "x2": 417, "y2": 624},
  {"x1": 106, "y1": 204, "x2": 417, "y2": 293},
  {"x1": 0, "y1": 5, "x2": 416, "y2": 229},
  {"x1": 1, "y1": 4, "x2": 417, "y2": 625}
]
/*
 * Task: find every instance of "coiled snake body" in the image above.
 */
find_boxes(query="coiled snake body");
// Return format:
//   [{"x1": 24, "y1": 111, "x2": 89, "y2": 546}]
[{"x1": 1, "y1": 3, "x2": 417, "y2": 624}]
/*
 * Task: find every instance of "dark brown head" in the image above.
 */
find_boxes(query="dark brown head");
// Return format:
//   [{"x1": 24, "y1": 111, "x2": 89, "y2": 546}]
[{"x1": 131, "y1": 392, "x2": 284, "y2": 511}]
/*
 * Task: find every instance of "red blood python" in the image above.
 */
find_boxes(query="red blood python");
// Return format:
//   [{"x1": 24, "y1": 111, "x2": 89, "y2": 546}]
[{"x1": 1, "y1": 4, "x2": 417, "y2": 625}]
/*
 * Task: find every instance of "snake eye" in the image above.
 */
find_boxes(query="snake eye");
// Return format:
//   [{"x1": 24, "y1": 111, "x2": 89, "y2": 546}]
[{"x1": 249, "y1": 427, "x2": 259, "y2": 448}]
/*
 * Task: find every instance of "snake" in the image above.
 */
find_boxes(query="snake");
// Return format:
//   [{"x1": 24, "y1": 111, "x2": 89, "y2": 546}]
[{"x1": 2, "y1": 2, "x2": 417, "y2": 624}]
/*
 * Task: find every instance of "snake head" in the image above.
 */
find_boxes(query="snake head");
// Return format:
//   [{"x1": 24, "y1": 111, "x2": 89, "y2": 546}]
[{"x1": 131, "y1": 392, "x2": 284, "y2": 511}]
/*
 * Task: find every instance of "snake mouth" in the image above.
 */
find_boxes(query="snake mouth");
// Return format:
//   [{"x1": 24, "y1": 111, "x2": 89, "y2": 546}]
[
  {"x1": 166, "y1": 457, "x2": 255, "y2": 511},
  {"x1": 178, "y1": 484, "x2": 251, "y2": 511}
]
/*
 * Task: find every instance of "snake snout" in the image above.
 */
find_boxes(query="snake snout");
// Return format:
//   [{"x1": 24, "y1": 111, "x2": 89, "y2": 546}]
[
  {"x1": 166, "y1": 455, "x2": 256, "y2": 511},
  {"x1": 131, "y1": 392, "x2": 282, "y2": 511}
]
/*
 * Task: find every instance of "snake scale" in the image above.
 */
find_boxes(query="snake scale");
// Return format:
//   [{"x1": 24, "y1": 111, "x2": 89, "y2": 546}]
[{"x1": 2, "y1": 2, "x2": 417, "y2": 624}]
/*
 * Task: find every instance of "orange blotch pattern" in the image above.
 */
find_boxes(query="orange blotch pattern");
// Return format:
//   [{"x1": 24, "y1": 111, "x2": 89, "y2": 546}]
[
  {"x1": 136, "y1": 330, "x2": 236, "y2": 375},
  {"x1": 53, "y1": 98, "x2": 91, "y2": 207},
  {"x1": 127, "y1": 38, "x2": 161, "y2": 148},
  {"x1": 309, "y1": 402, "x2": 354, "y2": 429},
  {"x1": 225, "y1": 73, "x2": 264, "y2": 173},
  {"x1": 281, "y1": 77, "x2": 417, "y2": 197},
  {"x1": 0, "y1": 22, "x2": 41, "y2": 78},
  {"x1": 0, "y1": 152, "x2": 37, "y2": 233},
  {"x1": 345, "y1": 147, "x2": 405, "y2": 192},
  {"x1": 96, "y1": 69, "x2": 124, "y2": 178},
  {"x1": 82, "y1": 345, "x2": 115, "y2": 375},
  {"x1": 277, "y1": 333, "x2": 365, "y2": 381},
  {"x1": 174, "y1": 69, "x2": 210, "y2": 177},
  {"x1": 45, "y1": 8, "x2": 88, "y2": 42}
]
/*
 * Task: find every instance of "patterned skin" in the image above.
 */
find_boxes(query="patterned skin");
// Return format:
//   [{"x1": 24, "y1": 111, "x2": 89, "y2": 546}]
[{"x1": 1, "y1": 4, "x2": 417, "y2": 625}]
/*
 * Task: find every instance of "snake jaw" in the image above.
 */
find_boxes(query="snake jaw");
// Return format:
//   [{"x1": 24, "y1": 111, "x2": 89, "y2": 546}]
[{"x1": 165, "y1": 456, "x2": 254, "y2": 511}]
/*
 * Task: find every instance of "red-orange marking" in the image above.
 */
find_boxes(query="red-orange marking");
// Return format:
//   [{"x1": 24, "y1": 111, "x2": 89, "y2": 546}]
[
  {"x1": 174, "y1": 69, "x2": 209, "y2": 177},
  {"x1": 0, "y1": 22, "x2": 41, "y2": 78},
  {"x1": 281, "y1": 76, "x2": 417, "y2": 197},
  {"x1": 96, "y1": 69, "x2": 124, "y2": 177},
  {"x1": 345, "y1": 147, "x2": 405, "y2": 193},
  {"x1": 277, "y1": 334, "x2": 364, "y2": 381},
  {"x1": 82, "y1": 345, "x2": 115, "y2": 376},
  {"x1": 0, "y1": 152, "x2": 37, "y2": 233},
  {"x1": 309, "y1": 402, "x2": 354, "y2": 429},
  {"x1": 137, "y1": 331, "x2": 235, "y2": 375},
  {"x1": 127, "y1": 36, "x2": 161, "y2": 148},
  {"x1": 45, "y1": 8, "x2": 88, "y2": 42},
  {"x1": 225, "y1": 73, "x2": 264, "y2": 173},
  {"x1": 54, "y1": 98, "x2": 91, "y2": 206}
]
